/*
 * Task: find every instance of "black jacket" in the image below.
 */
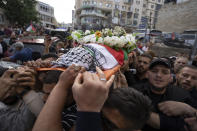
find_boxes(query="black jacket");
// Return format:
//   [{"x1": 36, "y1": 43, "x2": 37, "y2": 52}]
[
  {"x1": 76, "y1": 112, "x2": 102, "y2": 131},
  {"x1": 133, "y1": 82, "x2": 194, "y2": 131},
  {"x1": 0, "y1": 41, "x2": 8, "y2": 58}
]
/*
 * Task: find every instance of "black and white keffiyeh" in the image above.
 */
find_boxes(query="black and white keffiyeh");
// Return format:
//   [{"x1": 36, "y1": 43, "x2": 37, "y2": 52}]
[
  {"x1": 52, "y1": 47, "x2": 101, "y2": 71},
  {"x1": 52, "y1": 44, "x2": 118, "y2": 71}
]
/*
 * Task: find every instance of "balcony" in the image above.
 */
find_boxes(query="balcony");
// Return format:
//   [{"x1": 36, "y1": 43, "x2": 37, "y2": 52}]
[
  {"x1": 77, "y1": 4, "x2": 111, "y2": 12},
  {"x1": 80, "y1": 11, "x2": 108, "y2": 19},
  {"x1": 124, "y1": 0, "x2": 133, "y2": 4}
]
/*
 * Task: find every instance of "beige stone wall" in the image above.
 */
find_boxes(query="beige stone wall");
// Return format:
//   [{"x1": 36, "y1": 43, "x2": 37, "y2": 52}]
[{"x1": 156, "y1": 0, "x2": 197, "y2": 32}]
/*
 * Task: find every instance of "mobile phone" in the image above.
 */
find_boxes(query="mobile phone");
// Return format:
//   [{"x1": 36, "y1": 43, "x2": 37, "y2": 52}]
[{"x1": 129, "y1": 69, "x2": 137, "y2": 74}]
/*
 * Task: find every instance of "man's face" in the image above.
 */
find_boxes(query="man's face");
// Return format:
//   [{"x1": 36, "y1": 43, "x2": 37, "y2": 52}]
[
  {"x1": 148, "y1": 65, "x2": 171, "y2": 89},
  {"x1": 137, "y1": 56, "x2": 151, "y2": 74},
  {"x1": 102, "y1": 107, "x2": 132, "y2": 130},
  {"x1": 174, "y1": 57, "x2": 188, "y2": 73},
  {"x1": 177, "y1": 67, "x2": 197, "y2": 91}
]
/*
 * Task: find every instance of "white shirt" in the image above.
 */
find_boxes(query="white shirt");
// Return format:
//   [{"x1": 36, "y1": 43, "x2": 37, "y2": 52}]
[{"x1": 0, "y1": 44, "x2": 3, "y2": 54}]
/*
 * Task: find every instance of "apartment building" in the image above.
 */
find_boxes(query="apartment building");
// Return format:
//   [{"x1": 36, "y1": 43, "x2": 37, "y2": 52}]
[
  {"x1": 74, "y1": 0, "x2": 134, "y2": 31},
  {"x1": 74, "y1": 0, "x2": 164, "y2": 31},
  {"x1": 139, "y1": 0, "x2": 164, "y2": 29},
  {"x1": 36, "y1": 1, "x2": 56, "y2": 28}
]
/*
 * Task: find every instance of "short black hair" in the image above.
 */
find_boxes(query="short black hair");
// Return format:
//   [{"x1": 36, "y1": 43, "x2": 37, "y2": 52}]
[
  {"x1": 178, "y1": 65, "x2": 197, "y2": 73},
  {"x1": 43, "y1": 70, "x2": 62, "y2": 84},
  {"x1": 104, "y1": 88, "x2": 152, "y2": 130},
  {"x1": 140, "y1": 53, "x2": 153, "y2": 61},
  {"x1": 41, "y1": 53, "x2": 58, "y2": 60},
  {"x1": 149, "y1": 58, "x2": 171, "y2": 70}
]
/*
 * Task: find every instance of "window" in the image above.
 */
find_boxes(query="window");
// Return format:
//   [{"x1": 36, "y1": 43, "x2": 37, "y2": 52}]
[
  {"x1": 133, "y1": 20, "x2": 138, "y2": 26},
  {"x1": 158, "y1": 0, "x2": 161, "y2": 3},
  {"x1": 151, "y1": 4, "x2": 154, "y2": 9},
  {"x1": 136, "y1": 1, "x2": 140, "y2": 5},
  {"x1": 143, "y1": 4, "x2": 146, "y2": 7},
  {"x1": 0, "y1": 14, "x2": 4, "y2": 23},
  {"x1": 122, "y1": 6, "x2": 126, "y2": 10},
  {"x1": 99, "y1": 2, "x2": 102, "y2": 6},
  {"x1": 134, "y1": 13, "x2": 139, "y2": 19},
  {"x1": 135, "y1": 8, "x2": 139, "y2": 12},
  {"x1": 115, "y1": 4, "x2": 119, "y2": 9},
  {"x1": 128, "y1": 7, "x2": 131, "y2": 11},
  {"x1": 106, "y1": 3, "x2": 112, "y2": 7}
]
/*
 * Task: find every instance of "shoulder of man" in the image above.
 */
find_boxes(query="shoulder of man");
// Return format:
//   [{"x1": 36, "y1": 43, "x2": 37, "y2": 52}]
[
  {"x1": 166, "y1": 85, "x2": 192, "y2": 102},
  {"x1": 131, "y1": 80, "x2": 150, "y2": 92}
]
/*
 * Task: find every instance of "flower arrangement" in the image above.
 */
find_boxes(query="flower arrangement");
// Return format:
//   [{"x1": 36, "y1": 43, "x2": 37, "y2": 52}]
[{"x1": 71, "y1": 26, "x2": 136, "y2": 53}]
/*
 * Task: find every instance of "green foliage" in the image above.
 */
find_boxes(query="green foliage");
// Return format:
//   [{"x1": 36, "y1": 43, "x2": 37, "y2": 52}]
[{"x1": 2, "y1": 0, "x2": 39, "y2": 26}]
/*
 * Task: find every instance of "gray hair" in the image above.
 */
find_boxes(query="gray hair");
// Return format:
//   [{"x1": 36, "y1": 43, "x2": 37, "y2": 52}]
[{"x1": 13, "y1": 42, "x2": 24, "y2": 49}]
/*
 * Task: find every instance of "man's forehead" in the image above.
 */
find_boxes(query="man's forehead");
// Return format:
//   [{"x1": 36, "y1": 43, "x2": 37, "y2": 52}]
[
  {"x1": 150, "y1": 65, "x2": 170, "y2": 70},
  {"x1": 181, "y1": 67, "x2": 197, "y2": 74},
  {"x1": 176, "y1": 57, "x2": 188, "y2": 62},
  {"x1": 139, "y1": 56, "x2": 151, "y2": 61}
]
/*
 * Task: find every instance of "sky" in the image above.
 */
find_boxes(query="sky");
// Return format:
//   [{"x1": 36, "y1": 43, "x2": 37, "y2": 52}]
[{"x1": 39, "y1": 0, "x2": 75, "y2": 23}]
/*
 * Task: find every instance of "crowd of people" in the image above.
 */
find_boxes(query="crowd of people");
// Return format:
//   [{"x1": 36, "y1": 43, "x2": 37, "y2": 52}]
[{"x1": 0, "y1": 25, "x2": 197, "y2": 131}]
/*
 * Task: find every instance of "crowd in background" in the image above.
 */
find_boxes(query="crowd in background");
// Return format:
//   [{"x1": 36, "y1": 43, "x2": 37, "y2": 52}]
[{"x1": 0, "y1": 25, "x2": 197, "y2": 131}]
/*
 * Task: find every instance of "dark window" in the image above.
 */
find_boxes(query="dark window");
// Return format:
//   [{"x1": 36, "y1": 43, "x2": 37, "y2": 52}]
[{"x1": 134, "y1": 13, "x2": 139, "y2": 19}]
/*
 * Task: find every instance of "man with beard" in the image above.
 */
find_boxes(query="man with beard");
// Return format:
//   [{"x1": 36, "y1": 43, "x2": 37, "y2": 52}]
[
  {"x1": 133, "y1": 58, "x2": 196, "y2": 131},
  {"x1": 125, "y1": 53, "x2": 153, "y2": 86},
  {"x1": 157, "y1": 65, "x2": 197, "y2": 121},
  {"x1": 174, "y1": 56, "x2": 189, "y2": 74}
]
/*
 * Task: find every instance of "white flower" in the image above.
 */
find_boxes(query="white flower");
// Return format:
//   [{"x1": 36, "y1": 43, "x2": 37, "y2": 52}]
[
  {"x1": 90, "y1": 37, "x2": 96, "y2": 43},
  {"x1": 81, "y1": 34, "x2": 96, "y2": 44},
  {"x1": 97, "y1": 37, "x2": 104, "y2": 44},
  {"x1": 71, "y1": 31, "x2": 82, "y2": 42},
  {"x1": 85, "y1": 30, "x2": 91, "y2": 35}
]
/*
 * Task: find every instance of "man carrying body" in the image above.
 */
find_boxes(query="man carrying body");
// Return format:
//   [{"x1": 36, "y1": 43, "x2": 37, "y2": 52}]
[
  {"x1": 134, "y1": 58, "x2": 195, "y2": 131},
  {"x1": 125, "y1": 53, "x2": 153, "y2": 86},
  {"x1": 157, "y1": 65, "x2": 197, "y2": 131}
]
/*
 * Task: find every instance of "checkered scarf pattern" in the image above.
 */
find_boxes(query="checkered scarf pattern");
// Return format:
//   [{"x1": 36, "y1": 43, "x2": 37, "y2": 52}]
[{"x1": 52, "y1": 47, "x2": 104, "y2": 71}]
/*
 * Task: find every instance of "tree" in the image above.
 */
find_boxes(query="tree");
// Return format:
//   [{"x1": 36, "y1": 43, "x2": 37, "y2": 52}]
[{"x1": 1, "y1": 0, "x2": 39, "y2": 26}]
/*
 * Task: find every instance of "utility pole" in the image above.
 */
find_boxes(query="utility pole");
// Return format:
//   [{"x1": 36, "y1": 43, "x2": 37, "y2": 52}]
[
  {"x1": 189, "y1": 34, "x2": 197, "y2": 65},
  {"x1": 144, "y1": 0, "x2": 149, "y2": 43},
  {"x1": 149, "y1": 12, "x2": 152, "y2": 42}
]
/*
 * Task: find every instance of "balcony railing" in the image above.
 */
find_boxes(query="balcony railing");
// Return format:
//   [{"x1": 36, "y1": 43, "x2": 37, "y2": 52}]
[
  {"x1": 124, "y1": 0, "x2": 132, "y2": 4},
  {"x1": 80, "y1": 11, "x2": 108, "y2": 19},
  {"x1": 77, "y1": 4, "x2": 111, "y2": 12}
]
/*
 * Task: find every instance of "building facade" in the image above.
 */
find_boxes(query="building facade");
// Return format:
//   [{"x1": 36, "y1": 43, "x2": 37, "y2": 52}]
[
  {"x1": 0, "y1": 8, "x2": 9, "y2": 26},
  {"x1": 139, "y1": 0, "x2": 164, "y2": 29},
  {"x1": 74, "y1": 0, "x2": 164, "y2": 31},
  {"x1": 36, "y1": 1, "x2": 56, "y2": 28},
  {"x1": 156, "y1": 0, "x2": 197, "y2": 32},
  {"x1": 74, "y1": 0, "x2": 134, "y2": 31},
  {"x1": 176, "y1": 0, "x2": 189, "y2": 3}
]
